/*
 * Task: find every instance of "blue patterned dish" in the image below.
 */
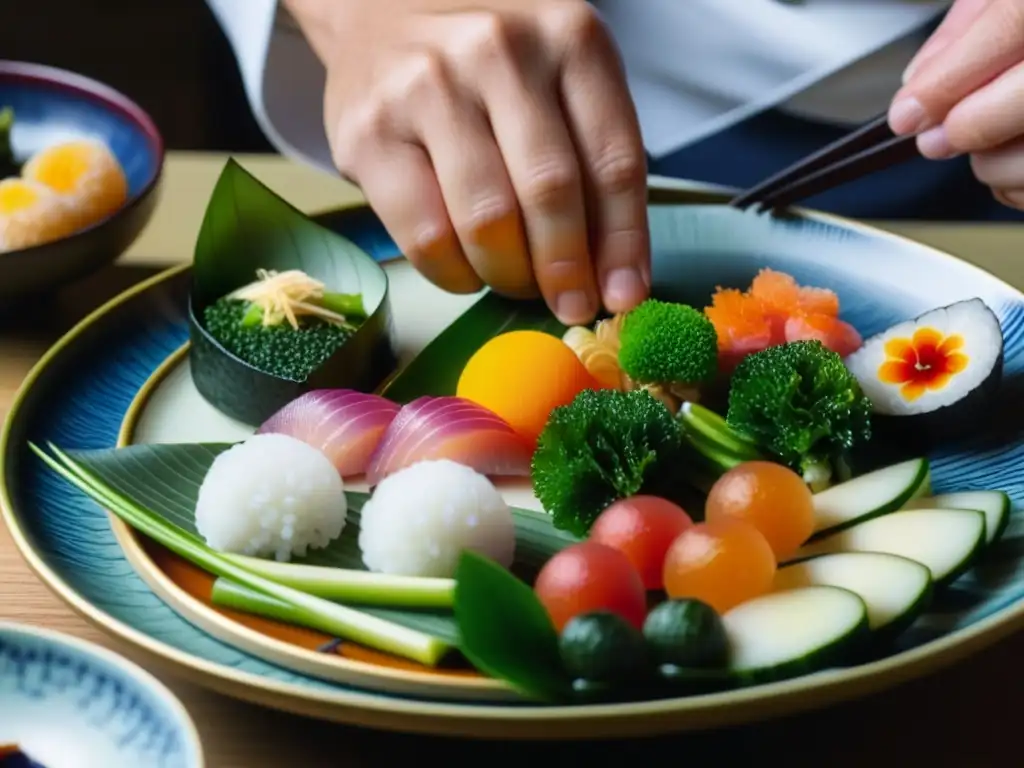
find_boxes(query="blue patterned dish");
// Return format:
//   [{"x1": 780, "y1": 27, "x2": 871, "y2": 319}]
[
  {"x1": 0, "y1": 622, "x2": 202, "y2": 768},
  {"x1": 3, "y1": 183, "x2": 1024, "y2": 738},
  {"x1": 0, "y1": 60, "x2": 164, "y2": 301}
]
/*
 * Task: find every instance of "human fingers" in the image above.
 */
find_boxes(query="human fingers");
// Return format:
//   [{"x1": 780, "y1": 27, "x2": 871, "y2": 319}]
[
  {"x1": 917, "y1": 60, "x2": 1024, "y2": 157},
  {"x1": 902, "y1": 0, "x2": 994, "y2": 83},
  {"x1": 344, "y1": 141, "x2": 483, "y2": 294},
  {"x1": 549, "y1": 4, "x2": 651, "y2": 315},
  {"x1": 460, "y1": 12, "x2": 599, "y2": 325},
  {"x1": 970, "y1": 134, "x2": 1024, "y2": 190},
  {"x1": 992, "y1": 187, "x2": 1024, "y2": 210},
  {"x1": 890, "y1": 0, "x2": 1024, "y2": 135},
  {"x1": 403, "y1": 49, "x2": 535, "y2": 299}
]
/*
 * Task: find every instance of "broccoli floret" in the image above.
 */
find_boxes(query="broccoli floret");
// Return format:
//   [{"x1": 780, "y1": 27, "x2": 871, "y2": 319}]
[
  {"x1": 618, "y1": 300, "x2": 718, "y2": 385},
  {"x1": 725, "y1": 340, "x2": 872, "y2": 488},
  {"x1": 531, "y1": 388, "x2": 685, "y2": 537}
]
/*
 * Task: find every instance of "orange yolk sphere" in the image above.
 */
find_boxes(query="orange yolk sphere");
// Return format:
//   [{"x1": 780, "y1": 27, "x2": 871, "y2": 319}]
[
  {"x1": 662, "y1": 518, "x2": 777, "y2": 614},
  {"x1": 704, "y1": 461, "x2": 815, "y2": 560},
  {"x1": 456, "y1": 330, "x2": 598, "y2": 445}
]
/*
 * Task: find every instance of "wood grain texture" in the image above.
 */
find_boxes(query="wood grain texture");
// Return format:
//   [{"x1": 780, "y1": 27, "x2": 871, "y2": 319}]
[{"x1": 2, "y1": 154, "x2": 1024, "y2": 766}]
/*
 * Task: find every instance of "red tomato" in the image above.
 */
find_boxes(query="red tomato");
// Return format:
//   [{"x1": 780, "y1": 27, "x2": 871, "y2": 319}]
[
  {"x1": 533, "y1": 542, "x2": 647, "y2": 632},
  {"x1": 588, "y1": 495, "x2": 694, "y2": 589}
]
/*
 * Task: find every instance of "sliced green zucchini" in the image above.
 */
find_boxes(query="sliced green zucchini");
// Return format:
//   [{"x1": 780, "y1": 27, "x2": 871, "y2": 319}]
[
  {"x1": 789, "y1": 509, "x2": 985, "y2": 587},
  {"x1": 773, "y1": 552, "x2": 932, "y2": 642},
  {"x1": 812, "y1": 458, "x2": 930, "y2": 537},
  {"x1": 903, "y1": 490, "x2": 1011, "y2": 545},
  {"x1": 723, "y1": 586, "x2": 869, "y2": 685}
]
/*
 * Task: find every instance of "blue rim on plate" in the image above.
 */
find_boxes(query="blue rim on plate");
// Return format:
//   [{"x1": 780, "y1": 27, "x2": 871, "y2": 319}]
[
  {"x1": 0, "y1": 60, "x2": 164, "y2": 299},
  {"x1": 0, "y1": 620, "x2": 203, "y2": 767},
  {"x1": 2, "y1": 182, "x2": 1024, "y2": 739}
]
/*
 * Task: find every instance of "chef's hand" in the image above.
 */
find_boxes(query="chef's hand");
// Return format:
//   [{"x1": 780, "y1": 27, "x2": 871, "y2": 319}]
[
  {"x1": 891, "y1": 0, "x2": 1024, "y2": 211},
  {"x1": 284, "y1": 0, "x2": 650, "y2": 325}
]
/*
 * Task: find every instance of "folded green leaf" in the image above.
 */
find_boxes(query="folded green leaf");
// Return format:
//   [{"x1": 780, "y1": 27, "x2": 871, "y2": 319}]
[
  {"x1": 188, "y1": 159, "x2": 397, "y2": 425},
  {"x1": 453, "y1": 551, "x2": 572, "y2": 703}
]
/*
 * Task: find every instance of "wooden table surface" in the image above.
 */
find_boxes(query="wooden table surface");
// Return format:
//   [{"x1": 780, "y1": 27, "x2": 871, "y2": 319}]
[{"x1": 2, "y1": 153, "x2": 1023, "y2": 767}]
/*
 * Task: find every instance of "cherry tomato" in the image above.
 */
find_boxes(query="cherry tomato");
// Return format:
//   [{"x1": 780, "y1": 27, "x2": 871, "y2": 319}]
[
  {"x1": 534, "y1": 542, "x2": 647, "y2": 632},
  {"x1": 705, "y1": 461, "x2": 815, "y2": 560},
  {"x1": 589, "y1": 495, "x2": 694, "y2": 589},
  {"x1": 662, "y1": 519, "x2": 776, "y2": 614}
]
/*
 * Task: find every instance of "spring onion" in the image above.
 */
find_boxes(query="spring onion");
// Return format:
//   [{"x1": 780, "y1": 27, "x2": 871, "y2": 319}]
[{"x1": 31, "y1": 442, "x2": 454, "y2": 667}]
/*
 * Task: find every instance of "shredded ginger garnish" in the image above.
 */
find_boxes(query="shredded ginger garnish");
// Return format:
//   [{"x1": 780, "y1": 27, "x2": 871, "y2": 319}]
[{"x1": 228, "y1": 269, "x2": 350, "y2": 330}]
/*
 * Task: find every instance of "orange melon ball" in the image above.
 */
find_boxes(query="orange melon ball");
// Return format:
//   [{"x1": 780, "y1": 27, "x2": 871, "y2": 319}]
[
  {"x1": 456, "y1": 330, "x2": 598, "y2": 444},
  {"x1": 662, "y1": 519, "x2": 776, "y2": 614},
  {"x1": 705, "y1": 461, "x2": 815, "y2": 560}
]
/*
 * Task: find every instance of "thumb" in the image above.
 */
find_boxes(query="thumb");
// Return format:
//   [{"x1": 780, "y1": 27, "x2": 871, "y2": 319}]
[{"x1": 890, "y1": 0, "x2": 1024, "y2": 135}]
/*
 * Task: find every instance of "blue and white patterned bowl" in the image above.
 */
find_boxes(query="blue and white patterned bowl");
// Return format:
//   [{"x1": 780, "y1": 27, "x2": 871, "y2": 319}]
[
  {"x1": 0, "y1": 60, "x2": 164, "y2": 301},
  {"x1": 0, "y1": 622, "x2": 202, "y2": 768}
]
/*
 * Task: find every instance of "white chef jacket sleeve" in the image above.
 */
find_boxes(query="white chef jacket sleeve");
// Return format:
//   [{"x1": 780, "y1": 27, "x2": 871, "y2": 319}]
[{"x1": 204, "y1": 0, "x2": 336, "y2": 175}]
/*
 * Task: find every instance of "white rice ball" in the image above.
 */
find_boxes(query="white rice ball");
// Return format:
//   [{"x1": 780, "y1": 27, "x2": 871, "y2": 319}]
[
  {"x1": 358, "y1": 459, "x2": 516, "y2": 578},
  {"x1": 195, "y1": 433, "x2": 347, "y2": 562}
]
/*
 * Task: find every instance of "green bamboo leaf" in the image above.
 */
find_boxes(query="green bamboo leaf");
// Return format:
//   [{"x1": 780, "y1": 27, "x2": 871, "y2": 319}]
[
  {"x1": 453, "y1": 551, "x2": 572, "y2": 702},
  {"x1": 66, "y1": 442, "x2": 578, "y2": 640},
  {"x1": 381, "y1": 291, "x2": 567, "y2": 403},
  {"x1": 188, "y1": 159, "x2": 397, "y2": 426}
]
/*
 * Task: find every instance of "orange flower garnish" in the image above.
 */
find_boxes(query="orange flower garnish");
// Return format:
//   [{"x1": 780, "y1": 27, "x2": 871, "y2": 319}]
[{"x1": 877, "y1": 327, "x2": 969, "y2": 401}]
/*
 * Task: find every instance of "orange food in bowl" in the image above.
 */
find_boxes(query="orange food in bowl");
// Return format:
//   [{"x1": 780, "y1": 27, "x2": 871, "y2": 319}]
[
  {"x1": 456, "y1": 330, "x2": 598, "y2": 444},
  {"x1": 0, "y1": 178, "x2": 76, "y2": 250},
  {"x1": 22, "y1": 139, "x2": 127, "y2": 229}
]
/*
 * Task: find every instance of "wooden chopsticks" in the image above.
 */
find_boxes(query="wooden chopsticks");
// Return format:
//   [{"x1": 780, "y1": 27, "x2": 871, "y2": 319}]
[{"x1": 729, "y1": 113, "x2": 919, "y2": 213}]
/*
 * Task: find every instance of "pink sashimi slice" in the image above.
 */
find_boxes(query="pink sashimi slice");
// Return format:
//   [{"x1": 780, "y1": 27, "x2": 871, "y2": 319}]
[
  {"x1": 364, "y1": 395, "x2": 534, "y2": 486},
  {"x1": 258, "y1": 389, "x2": 401, "y2": 477},
  {"x1": 784, "y1": 314, "x2": 864, "y2": 358}
]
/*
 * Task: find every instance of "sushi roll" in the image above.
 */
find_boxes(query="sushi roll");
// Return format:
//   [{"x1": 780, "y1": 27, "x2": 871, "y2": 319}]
[
  {"x1": 0, "y1": 177, "x2": 78, "y2": 251},
  {"x1": 844, "y1": 298, "x2": 1003, "y2": 440},
  {"x1": 21, "y1": 138, "x2": 127, "y2": 230}
]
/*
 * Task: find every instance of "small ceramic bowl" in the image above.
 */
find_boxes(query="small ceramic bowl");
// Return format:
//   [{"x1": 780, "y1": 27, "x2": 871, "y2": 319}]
[
  {"x1": 0, "y1": 61, "x2": 164, "y2": 301},
  {"x1": 0, "y1": 621, "x2": 203, "y2": 768}
]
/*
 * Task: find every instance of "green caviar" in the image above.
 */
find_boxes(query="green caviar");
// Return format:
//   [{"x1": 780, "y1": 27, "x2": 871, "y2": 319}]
[{"x1": 203, "y1": 298, "x2": 353, "y2": 381}]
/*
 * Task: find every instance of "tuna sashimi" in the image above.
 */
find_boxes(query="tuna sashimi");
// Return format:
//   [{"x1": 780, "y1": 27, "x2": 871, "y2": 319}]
[
  {"x1": 258, "y1": 389, "x2": 401, "y2": 477},
  {"x1": 365, "y1": 396, "x2": 534, "y2": 486}
]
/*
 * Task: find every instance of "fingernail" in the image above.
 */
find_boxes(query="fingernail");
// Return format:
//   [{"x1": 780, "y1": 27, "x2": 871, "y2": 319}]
[
  {"x1": 916, "y1": 126, "x2": 957, "y2": 159},
  {"x1": 604, "y1": 268, "x2": 647, "y2": 312},
  {"x1": 888, "y1": 97, "x2": 931, "y2": 135},
  {"x1": 555, "y1": 289, "x2": 595, "y2": 326}
]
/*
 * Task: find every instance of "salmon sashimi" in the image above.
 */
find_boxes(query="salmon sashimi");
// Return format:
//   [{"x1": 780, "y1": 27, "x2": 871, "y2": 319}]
[
  {"x1": 705, "y1": 269, "x2": 859, "y2": 370},
  {"x1": 785, "y1": 313, "x2": 863, "y2": 358}
]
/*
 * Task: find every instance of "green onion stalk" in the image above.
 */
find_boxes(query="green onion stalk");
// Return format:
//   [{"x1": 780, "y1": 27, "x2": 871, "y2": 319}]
[{"x1": 31, "y1": 443, "x2": 454, "y2": 667}]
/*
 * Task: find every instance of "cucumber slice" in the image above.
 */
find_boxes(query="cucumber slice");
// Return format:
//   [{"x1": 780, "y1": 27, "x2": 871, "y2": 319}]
[
  {"x1": 773, "y1": 552, "x2": 932, "y2": 642},
  {"x1": 903, "y1": 490, "x2": 1011, "y2": 545},
  {"x1": 723, "y1": 586, "x2": 869, "y2": 684},
  {"x1": 789, "y1": 509, "x2": 985, "y2": 587},
  {"x1": 812, "y1": 458, "x2": 930, "y2": 537}
]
